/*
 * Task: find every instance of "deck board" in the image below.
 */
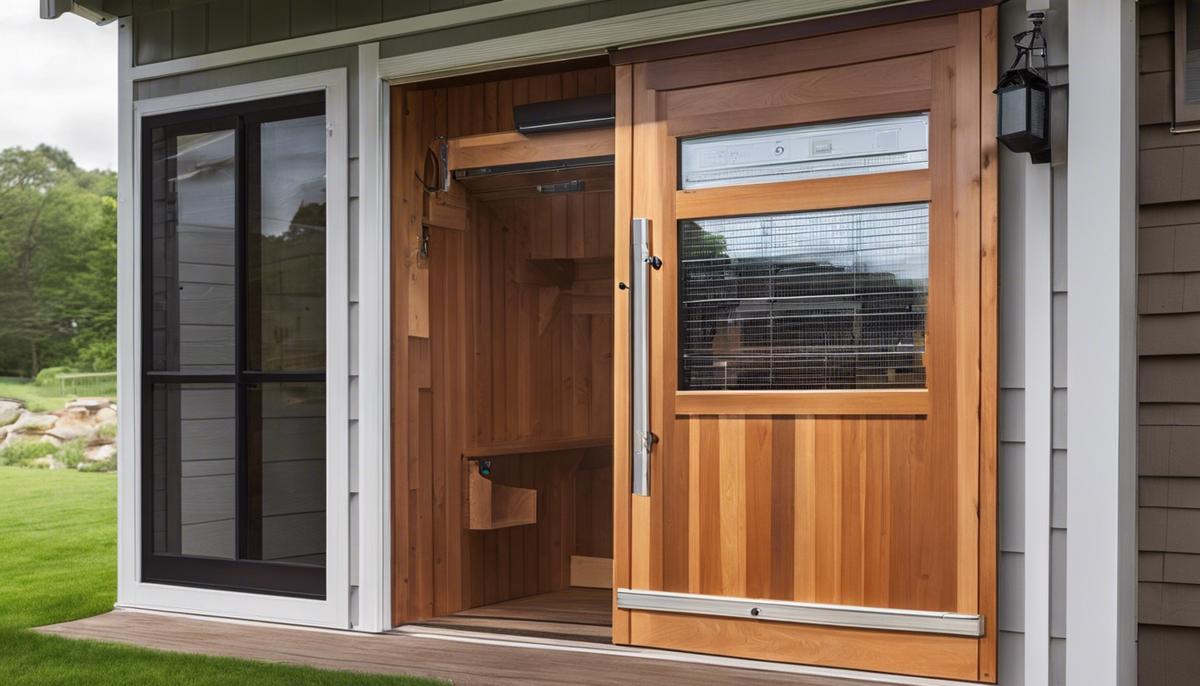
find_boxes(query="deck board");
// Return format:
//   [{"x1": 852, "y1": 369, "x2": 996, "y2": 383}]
[{"x1": 36, "y1": 609, "x2": 896, "y2": 685}]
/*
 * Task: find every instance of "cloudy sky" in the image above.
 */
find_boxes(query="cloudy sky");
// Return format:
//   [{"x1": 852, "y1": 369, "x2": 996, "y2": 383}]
[{"x1": 0, "y1": 5, "x2": 117, "y2": 170}]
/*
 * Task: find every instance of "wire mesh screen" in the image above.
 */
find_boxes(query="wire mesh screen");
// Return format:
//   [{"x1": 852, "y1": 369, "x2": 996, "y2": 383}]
[{"x1": 679, "y1": 203, "x2": 929, "y2": 391}]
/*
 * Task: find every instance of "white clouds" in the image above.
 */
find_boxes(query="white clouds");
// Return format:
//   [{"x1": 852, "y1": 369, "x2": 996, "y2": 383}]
[{"x1": 0, "y1": 5, "x2": 116, "y2": 170}]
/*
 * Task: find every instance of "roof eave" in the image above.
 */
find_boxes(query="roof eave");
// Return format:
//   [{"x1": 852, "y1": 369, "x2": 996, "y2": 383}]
[{"x1": 40, "y1": 0, "x2": 117, "y2": 26}]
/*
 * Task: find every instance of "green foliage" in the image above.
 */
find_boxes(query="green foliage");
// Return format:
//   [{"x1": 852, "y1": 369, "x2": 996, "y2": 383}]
[
  {"x1": 0, "y1": 440, "x2": 57, "y2": 467},
  {"x1": 0, "y1": 146, "x2": 117, "y2": 378},
  {"x1": 73, "y1": 336, "x2": 117, "y2": 372},
  {"x1": 0, "y1": 467, "x2": 442, "y2": 684},
  {"x1": 56, "y1": 440, "x2": 88, "y2": 470},
  {"x1": 95, "y1": 422, "x2": 117, "y2": 442},
  {"x1": 33, "y1": 366, "x2": 74, "y2": 387},
  {"x1": 77, "y1": 454, "x2": 116, "y2": 473}
]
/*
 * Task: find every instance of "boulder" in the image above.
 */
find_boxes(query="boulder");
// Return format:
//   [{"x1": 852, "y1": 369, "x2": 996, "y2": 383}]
[
  {"x1": 85, "y1": 444, "x2": 116, "y2": 463},
  {"x1": 11, "y1": 413, "x2": 57, "y2": 433},
  {"x1": 0, "y1": 400, "x2": 21, "y2": 427},
  {"x1": 94, "y1": 407, "x2": 117, "y2": 424},
  {"x1": 66, "y1": 398, "x2": 110, "y2": 414},
  {"x1": 47, "y1": 415, "x2": 95, "y2": 442}
]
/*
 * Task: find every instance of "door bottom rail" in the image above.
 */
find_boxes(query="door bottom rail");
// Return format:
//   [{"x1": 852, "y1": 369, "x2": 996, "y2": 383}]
[{"x1": 616, "y1": 588, "x2": 984, "y2": 637}]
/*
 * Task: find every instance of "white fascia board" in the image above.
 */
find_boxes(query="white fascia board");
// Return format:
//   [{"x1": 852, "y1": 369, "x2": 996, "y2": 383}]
[{"x1": 121, "y1": 63, "x2": 353, "y2": 630}]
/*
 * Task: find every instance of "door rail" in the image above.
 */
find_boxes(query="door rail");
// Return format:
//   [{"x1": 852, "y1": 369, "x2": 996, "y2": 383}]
[{"x1": 617, "y1": 588, "x2": 985, "y2": 637}]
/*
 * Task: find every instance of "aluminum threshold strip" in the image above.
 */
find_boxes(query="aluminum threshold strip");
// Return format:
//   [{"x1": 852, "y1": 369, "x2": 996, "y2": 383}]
[{"x1": 617, "y1": 588, "x2": 984, "y2": 637}]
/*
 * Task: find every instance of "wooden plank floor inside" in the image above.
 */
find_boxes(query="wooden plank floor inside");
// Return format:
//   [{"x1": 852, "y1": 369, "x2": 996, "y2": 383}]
[
  {"x1": 413, "y1": 588, "x2": 612, "y2": 643},
  {"x1": 35, "y1": 607, "x2": 903, "y2": 686}
]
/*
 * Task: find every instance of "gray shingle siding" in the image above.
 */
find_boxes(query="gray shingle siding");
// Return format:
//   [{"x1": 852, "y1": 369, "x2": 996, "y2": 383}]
[{"x1": 1138, "y1": 2, "x2": 1200, "y2": 684}]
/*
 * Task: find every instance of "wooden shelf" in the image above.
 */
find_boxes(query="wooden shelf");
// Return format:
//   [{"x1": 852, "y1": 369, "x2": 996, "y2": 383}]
[
  {"x1": 463, "y1": 436, "x2": 611, "y2": 459},
  {"x1": 465, "y1": 460, "x2": 537, "y2": 530}
]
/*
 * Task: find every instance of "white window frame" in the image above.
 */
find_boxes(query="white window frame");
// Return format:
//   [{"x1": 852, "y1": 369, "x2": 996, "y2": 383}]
[{"x1": 117, "y1": 62, "x2": 351, "y2": 628}]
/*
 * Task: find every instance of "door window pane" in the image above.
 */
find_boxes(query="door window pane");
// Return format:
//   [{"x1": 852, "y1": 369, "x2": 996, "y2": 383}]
[
  {"x1": 245, "y1": 382, "x2": 326, "y2": 567},
  {"x1": 247, "y1": 116, "x2": 326, "y2": 372},
  {"x1": 149, "y1": 129, "x2": 237, "y2": 373},
  {"x1": 679, "y1": 203, "x2": 929, "y2": 391},
  {"x1": 679, "y1": 114, "x2": 928, "y2": 190},
  {"x1": 151, "y1": 384, "x2": 237, "y2": 559}
]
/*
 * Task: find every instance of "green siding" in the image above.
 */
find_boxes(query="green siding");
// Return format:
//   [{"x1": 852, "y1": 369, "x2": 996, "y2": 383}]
[{"x1": 107, "y1": 0, "x2": 706, "y2": 66}]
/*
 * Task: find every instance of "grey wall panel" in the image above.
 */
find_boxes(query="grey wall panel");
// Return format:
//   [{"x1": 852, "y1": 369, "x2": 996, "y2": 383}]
[
  {"x1": 1050, "y1": 528, "x2": 1067, "y2": 639},
  {"x1": 999, "y1": 551, "x2": 1025, "y2": 633},
  {"x1": 291, "y1": 0, "x2": 336, "y2": 37},
  {"x1": 337, "y1": 0, "x2": 382, "y2": 28},
  {"x1": 382, "y1": 0, "x2": 432, "y2": 21},
  {"x1": 250, "y1": 0, "x2": 291, "y2": 44},
  {"x1": 1000, "y1": 441, "x2": 1025, "y2": 553},
  {"x1": 998, "y1": 145, "x2": 1025, "y2": 390},
  {"x1": 998, "y1": 630, "x2": 1025, "y2": 686},
  {"x1": 137, "y1": 10, "x2": 173, "y2": 65},
  {"x1": 207, "y1": 0, "x2": 249, "y2": 53},
  {"x1": 1000, "y1": 389, "x2": 1025, "y2": 443},
  {"x1": 173, "y1": 4, "x2": 208, "y2": 58}
]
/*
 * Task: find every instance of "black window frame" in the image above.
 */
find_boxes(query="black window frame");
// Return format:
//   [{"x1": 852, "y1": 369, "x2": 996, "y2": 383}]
[{"x1": 140, "y1": 91, "x2": 328, "y2": 599}]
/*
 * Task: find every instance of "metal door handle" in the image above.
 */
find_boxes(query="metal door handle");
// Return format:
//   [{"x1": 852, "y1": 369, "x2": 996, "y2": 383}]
[{"x1": 631, "y1": 218, "x2": 653, "y2": 496}]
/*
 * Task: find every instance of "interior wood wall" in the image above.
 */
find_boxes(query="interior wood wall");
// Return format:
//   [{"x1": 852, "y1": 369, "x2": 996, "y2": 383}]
[{"x1": 391, "y1": 65, "x2": 616, "y2": 624}]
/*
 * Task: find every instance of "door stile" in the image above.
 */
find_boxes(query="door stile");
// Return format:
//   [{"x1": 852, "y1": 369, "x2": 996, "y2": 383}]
[
  {"x1": 953, "y1": 11, "x2": 983, "y2": 617},
  {"x1": 978, "y1": 6, "x2": 1000, "y2": 680},
  {"x1": 612, "y1": 63, "x2": 634, "y2": 645}
]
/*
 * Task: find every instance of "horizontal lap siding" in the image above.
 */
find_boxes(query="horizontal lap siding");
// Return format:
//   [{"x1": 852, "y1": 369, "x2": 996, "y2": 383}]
[
  {"x1": 125, "y1": 0, "x2": 707, "y2": 66},
  {"x1": 1138, "y1": 3, "x2": 1200, "y2": 685}
]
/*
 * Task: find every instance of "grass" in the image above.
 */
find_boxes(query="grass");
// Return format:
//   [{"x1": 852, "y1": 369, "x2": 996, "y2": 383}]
[
  {"x1": 0, "y1": 467, "x2": 440, "y2": 685},
  {"x1": 0, "y1": 378, "x2": 82, "y2": 413}
]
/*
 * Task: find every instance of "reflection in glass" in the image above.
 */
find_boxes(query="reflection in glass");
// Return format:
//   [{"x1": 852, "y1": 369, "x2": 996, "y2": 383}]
[
  {"x1": 247, "y1": 116, "x2": 326, "y2": 372},
  {"x1": 149, "y1": 129, "x2": 237, "y2": 373},
  {"x1": 244, "y1": 382, "x2": 326, "y2": 567},
  {"x1": 151, "y1": 384, "x2": 237, "y2": 559},
  {"x1": 678, "y1": 203, "x2": 929, "y2": 391}
]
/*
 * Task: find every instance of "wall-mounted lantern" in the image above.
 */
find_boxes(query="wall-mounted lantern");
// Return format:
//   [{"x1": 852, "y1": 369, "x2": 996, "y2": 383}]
[{"x1": 996, "y1": 12, "x2": 1050, "y2": 163}]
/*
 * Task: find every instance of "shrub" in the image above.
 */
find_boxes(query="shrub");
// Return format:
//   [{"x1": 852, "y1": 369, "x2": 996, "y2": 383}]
[
  {"x1": 0, "y1": 440, "x2": 58, "y2": 467},
  {"x1": 56, "y1": 440, "x2": 88, "y2": 470},
  {"x1": 73, "y1": 338, "x2": 117, "y2": 372},
  {"x1": 95, "y1": 423, "x2": 117, "y2": 443},
  {"x1": 77, "y1": 453, "x2": 116, "y2": 472},
  {"x1": 33, "y1": 367, "x2": 74, "y2": 387}
]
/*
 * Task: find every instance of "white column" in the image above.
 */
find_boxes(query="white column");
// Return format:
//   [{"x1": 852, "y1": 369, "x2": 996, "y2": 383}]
[
  {"x1": 355, "y1": 41, "x2": 391, "y2": 633},
  {"x1": 115, "y1": 15, "x2": 136, "y2": 609},
  {"x1": 1065, "y1": 2, "x2": 1138, "y2": 685},
  {"x1": 1025, "y1": 157, "x2": 1052, "y2": 686}
]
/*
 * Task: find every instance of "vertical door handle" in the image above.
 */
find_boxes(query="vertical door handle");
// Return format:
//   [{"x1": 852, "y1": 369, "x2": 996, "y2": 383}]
[{"x1": 631, "y1": 218, "x2": 654, "y2": 497}]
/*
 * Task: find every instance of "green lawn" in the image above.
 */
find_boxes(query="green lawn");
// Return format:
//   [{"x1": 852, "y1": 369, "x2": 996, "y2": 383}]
[
  {"x1": 0, "y1": 467, "x2": 439, "y2": 685},
  {"x1": 0, "y1": 378, "x2": 81, "y2": 413}
]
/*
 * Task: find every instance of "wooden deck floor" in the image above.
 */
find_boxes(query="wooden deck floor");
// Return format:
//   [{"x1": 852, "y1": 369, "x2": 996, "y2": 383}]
[
  {"x1": 413, "y1": 588, "x2": 612, "y2": 643},
  {"x1": 36, "y1": 608, "x2": 902, "y2": 685}
]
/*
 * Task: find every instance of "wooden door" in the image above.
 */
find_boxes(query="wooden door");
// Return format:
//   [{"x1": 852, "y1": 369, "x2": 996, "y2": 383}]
[{"x1": 611, "y1": 10, "x2": 997, "y2": 682}]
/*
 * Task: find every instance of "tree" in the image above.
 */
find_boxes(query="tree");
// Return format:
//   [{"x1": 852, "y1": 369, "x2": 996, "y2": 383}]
[{"x1": 0, "y1": 146, "x2": 117, "y2": 376}]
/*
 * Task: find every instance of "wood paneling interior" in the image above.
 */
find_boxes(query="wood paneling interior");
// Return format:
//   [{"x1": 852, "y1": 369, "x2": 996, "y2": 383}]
[
  {"x1": 614, "y1": 11, "x2": 996, "y2": 682},
  {"x1": 391, "y1": 66, "x2": 616, "y2": 625}
]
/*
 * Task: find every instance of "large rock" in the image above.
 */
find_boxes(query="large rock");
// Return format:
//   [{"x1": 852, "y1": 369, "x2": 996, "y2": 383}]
[
  {"x1": 94, "y1": 407, "x2": 117, "y2": 424},
  {"x1": 0, "y1": 400, "x2": 21, "y2": 427},
  {"x1": 11, "y1": 413, "x2": 57, "y2": 433},
  {"x1": 85, "y1": 444, "x2": 116, "y2": 463},
  {"x1": 47, "y1": 415, "x2": 95, "y2": 442},
  {"x1": 66, "y1": 398, "x2": 110, "y2": 414},
  {"x1": 1, "y1": 431, "x2": 61, "y2": 449}
]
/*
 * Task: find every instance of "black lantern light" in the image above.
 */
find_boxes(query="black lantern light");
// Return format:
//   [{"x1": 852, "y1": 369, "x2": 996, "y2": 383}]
[{"x1": 996, "y1": 12, "x2": 1050, "y2": 162}]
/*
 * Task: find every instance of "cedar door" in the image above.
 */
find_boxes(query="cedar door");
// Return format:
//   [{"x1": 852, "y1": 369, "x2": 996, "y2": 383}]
[{"x1": 611, "y1": 10, "x2": 998, "y2": 681}]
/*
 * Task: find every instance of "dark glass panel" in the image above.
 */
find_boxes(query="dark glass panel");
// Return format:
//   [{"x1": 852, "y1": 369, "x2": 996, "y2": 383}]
[
  {"x1": 149, "y1": 129, "x2": 237, "y2": 374},
  {"x1": 244, "y1": 382, "x2": 326, "y2": 567},
  {"x1": 247, "y1": 115, "x2": 327, "y2": 372},
  {"x1": 150, "y1": 383, "x2": 237, "y2": 559}
]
